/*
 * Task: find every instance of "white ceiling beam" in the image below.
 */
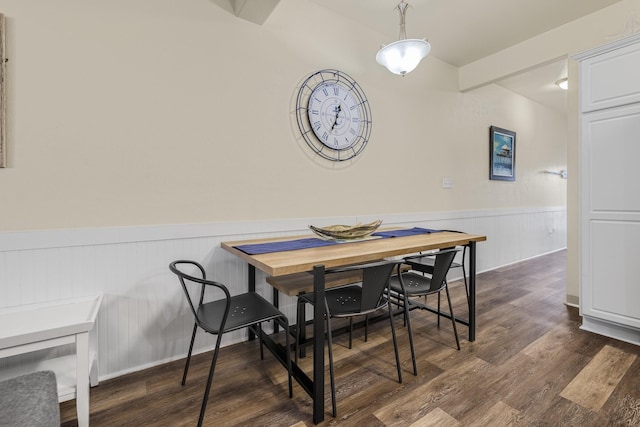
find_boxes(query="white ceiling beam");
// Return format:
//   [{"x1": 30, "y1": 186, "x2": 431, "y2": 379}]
[{"x1": 231, "y1": 0, "x2": 280, "y2": 25}]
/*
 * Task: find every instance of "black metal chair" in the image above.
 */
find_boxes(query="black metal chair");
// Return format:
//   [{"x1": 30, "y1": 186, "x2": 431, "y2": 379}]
[
  {"x1": 296, "y1": 260, "x2": 402, "y2": 417},
  {"x1": 169, "y1": 260, "x2": 292, "y2": 427},
  {"x1": 403, "y1": 245, "x2": 469, "y2": 308},
  {"x1": 389, "y1": 248, "x2": 461, "y2": 376}
]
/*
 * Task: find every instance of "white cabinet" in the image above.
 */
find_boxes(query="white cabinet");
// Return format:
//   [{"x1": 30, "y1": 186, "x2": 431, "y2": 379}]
[
  {"x1": 579, "y1": 38, "x2": 640, "y2": 112},
  {"x1": 575, "y1": 33, "x2": 640, "y2": 345}
]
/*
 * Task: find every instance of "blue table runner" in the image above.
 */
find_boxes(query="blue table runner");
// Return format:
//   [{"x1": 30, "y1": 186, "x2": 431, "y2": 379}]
[
  {"x1": 234, "y1": 227, "x2": 442, "y2": 255},
  {"x1": 234, "y1": 238, "x2": 338, "y2": 255},
  {"x1": 372, "y1": 227, "x2": 441, "y2": 238}
]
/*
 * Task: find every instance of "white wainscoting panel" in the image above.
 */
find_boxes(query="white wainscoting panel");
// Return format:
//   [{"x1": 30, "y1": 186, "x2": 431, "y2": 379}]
[{"x1": 0, "y1": 207, "x2": 566, "y2": 380}]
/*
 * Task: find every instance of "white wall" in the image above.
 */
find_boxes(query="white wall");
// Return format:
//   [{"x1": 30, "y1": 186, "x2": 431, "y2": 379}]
[{"x1": 0, "y1": 0, "x2": 566, "y2": 232}]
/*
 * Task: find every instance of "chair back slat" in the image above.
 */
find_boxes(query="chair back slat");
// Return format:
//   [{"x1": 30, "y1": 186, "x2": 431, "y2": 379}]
[
  {"x1": 325, "y1": 260, "x2": 397, "y2": 313},
  {"x1": 169, "y1": 260, "x2": 231, "y2": 333},
  {"x1": 429, "y1": 249, "x2": 458, "y2": 292},
  {"x1": 360, "y1": 262, "x2": 396, "y2": 311}
]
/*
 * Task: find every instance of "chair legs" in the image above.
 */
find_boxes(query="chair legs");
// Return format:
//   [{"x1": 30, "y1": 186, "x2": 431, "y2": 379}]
[
  {"x1": 398, "y1": 291, "x2": 418, "y2": 376},
  {"x1": 185, "y1": 320, "x2": 292, "y2": 427},
  {"x1": 349, "y1": 318, "x2": 353, "y2": 349},
  {"x1": 297, "y1": 295, "x2": 402, "y2": 418},
  {"x1": 461, "y1": 247, "x2": 469, "y2": 304},
  {"x1": 182, "y1": 323, "x2": 198, "y2": 385},
  {"x1": 444, "y1": 285, "x2": 461, "y2": 351},
  {"x1": 277, "y1": 317, "x2": 294, "y2": 398},
  {"x1": 346, "y1": 314, "x2": 369, "y2": 349},
  {"x1": 344, "y1": 315, "x2": 371, "y2": 349},
  {"x1": 295, "y1": 298, "x2": 305, "y2": 363},
  {"x1": 198, "y1": 334, "x2": 224, "y2": 427},
  {"x1": 323, "y1": 302, "x2": 401, "y2": 416},
  {"x1": 364, "y1": 315, "x2": 369, "y2": 342},
  {"x1": 461, "y1": 265, "x2": 470, "y2": 310},
  {"x1": 296, "y1": 298, "x2": 337, "y2": 416},
  {"x1": 324, "y1": 300, "x2": 337, "y2": 418},
  {"x1": 386, "y1": 292, "x2": 403, "y2": 384},
  {"x1": 257, "y1": 324, "x2": 264, "y2": 360},
  {"x1": 420, "y1": 285, "x2": 460, "y2": 351},
  {"x1": 394, "y1": 283, "x2": 460, "y2": 377}
]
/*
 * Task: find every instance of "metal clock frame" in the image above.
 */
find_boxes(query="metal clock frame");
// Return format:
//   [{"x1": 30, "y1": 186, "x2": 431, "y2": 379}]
[{"x1": 295, "y1": 69, "x2": 372, "y2": 162}]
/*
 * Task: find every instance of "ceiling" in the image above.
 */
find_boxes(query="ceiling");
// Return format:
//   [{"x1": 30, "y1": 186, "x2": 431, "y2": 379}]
[
  {"x1": 307, "y1": 0, "x2": 623, "y2": 113},
  {"x1": 497, "y1": 59, "x2": 568, "y2": 114},
  {"x1": 219, "y1": 0, "x2": 622, "y2": 112},
  {"x1": 308, "y1": 0, "x2": 622, "y2": 67}
]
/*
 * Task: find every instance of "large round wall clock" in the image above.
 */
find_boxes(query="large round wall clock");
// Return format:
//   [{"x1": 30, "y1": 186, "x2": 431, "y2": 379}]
[{"x1": 295, "y1": 69, "x2": 372, "y2": 162}]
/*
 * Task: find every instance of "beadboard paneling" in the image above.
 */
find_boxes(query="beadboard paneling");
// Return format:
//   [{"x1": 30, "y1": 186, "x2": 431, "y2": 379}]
[{"x1": 0, "y1": 207, "x2": 566, "y2": 380}]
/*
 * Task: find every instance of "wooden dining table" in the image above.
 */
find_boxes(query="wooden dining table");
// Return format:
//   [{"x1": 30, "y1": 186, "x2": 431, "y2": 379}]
[{"x1": 221, "y1": 228, "x2": 486, "y2": 424}]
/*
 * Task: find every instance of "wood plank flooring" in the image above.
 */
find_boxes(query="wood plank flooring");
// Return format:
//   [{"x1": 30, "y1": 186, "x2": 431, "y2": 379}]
[{"x1": 60, "y1": 250, "x2": 640, "y2": 426}]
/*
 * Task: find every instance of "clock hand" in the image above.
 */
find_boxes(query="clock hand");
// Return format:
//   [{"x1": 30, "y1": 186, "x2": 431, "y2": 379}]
[{"x1": 331, "y1": 104, "x2": 342, "y2": 130}]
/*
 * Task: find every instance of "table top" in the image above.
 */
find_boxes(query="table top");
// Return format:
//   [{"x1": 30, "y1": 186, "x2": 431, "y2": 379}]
[
  {"x1": 0, "y1": 295, "x2": 103, "y2": 350},
  {"x1": 221, "y1": 230, "x2": 486, "y2": 277}
]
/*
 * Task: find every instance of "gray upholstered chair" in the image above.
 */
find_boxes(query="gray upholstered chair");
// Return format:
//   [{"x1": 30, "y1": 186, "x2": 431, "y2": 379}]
[{"x1": 0, "y1": 370, "x2": 60, "y2": 427}]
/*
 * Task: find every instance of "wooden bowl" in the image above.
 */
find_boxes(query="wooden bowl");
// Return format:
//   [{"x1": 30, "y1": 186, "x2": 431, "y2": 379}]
[{"x1": 309, "y1": 220, "x2": 382, "y2": 240}]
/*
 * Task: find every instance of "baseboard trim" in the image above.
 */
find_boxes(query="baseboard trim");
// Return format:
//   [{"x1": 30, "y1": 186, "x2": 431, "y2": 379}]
[
  {"x1": 565, "y1": 294, "x2": 579, "y2": 308},
  {"x1": 580, "y1": 316, "x2": 640, "y2": 346}
]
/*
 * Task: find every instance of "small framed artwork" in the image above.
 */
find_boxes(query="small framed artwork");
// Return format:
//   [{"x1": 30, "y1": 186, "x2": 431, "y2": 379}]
[
  {"x1": 0, "y1": 13, "x2": 5, "y2": 168},
  {"x1": 489, "y1": 126, "x2": 516, "y2": 181}
]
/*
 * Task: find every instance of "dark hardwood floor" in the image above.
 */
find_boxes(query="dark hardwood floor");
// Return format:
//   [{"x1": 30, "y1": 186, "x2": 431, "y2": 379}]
[{"x1": 60, "y1": 250, "x2": 640, "y2": 426}]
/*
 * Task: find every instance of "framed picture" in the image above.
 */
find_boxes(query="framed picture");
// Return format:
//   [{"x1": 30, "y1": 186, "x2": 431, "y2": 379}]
[
  {"x1": 0, "y1": 13, "x2": 5, "y2": 168},
  {"x1": 489, "y1": 126, "x2": 516, "y2": 181}
]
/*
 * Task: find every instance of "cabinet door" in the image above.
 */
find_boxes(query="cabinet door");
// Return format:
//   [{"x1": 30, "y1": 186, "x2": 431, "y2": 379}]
[
  {"x1": 580, "y1": 37, "x2": 640, "y2": 113},
  {"x1": 580, "y1": 104, "x2": 640, "y2": 328}
]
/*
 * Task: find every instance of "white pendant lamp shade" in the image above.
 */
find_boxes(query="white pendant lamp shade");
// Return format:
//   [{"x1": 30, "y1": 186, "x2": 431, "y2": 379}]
[
  {"x1": 377, "y1": 1, "x2": 430, "y2": 76},
  {"x1": 556, "y1": 78, "x2": 568, "y2": 90},
  {"x1": 376, "y1": 38, "x2": 431, "y2": 75}
]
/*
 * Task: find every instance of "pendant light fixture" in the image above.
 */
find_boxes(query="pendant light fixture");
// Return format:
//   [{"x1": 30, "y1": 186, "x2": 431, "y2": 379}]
[
  {"x1": 376, "y1": 1, "x2": 431, "y2": 76},
  {"x1": 555, "y1": 77, "x2": 568, "y2": 90}
]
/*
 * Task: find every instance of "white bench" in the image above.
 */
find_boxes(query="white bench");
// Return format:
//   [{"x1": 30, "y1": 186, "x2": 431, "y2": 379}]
[{"x1": 0, "y1": 295, "x2": 102, "y2": 427}]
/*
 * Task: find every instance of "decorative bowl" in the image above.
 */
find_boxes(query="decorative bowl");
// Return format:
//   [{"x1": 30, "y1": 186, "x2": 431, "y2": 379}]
[{"x1": 309, "y1": 219, "x2": 382, "y2": 241}]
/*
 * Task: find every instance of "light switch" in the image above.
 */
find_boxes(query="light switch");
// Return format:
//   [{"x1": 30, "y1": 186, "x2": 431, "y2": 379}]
[{"x1": 442, "y1": 178, "x2": 454, "y2": 189}]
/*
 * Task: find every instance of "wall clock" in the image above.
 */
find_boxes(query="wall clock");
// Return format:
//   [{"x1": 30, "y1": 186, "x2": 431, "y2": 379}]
[{"x1": 295, "y1": 69, "x2": 372, "y2": 162}]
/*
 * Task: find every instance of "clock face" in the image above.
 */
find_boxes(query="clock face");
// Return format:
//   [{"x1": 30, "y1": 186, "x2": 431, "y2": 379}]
[
  {"x1": 295, "y1": 69, "x2": 372, "y2": 162},
  {"x1": 307, "y1": 82, "x2": 361, "y2": 150}
]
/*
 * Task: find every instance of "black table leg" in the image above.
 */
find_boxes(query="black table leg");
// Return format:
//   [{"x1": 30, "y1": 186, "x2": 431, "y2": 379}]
[
  {"x1": 468, "y1": 241, "x2": 476, "y2": 342},
  {"x1": 298, "y1": 295, "x2": 307, "y2": 359},
  {"x1": 273, "y1": 288, "x2": 280, "y2": 333},
  {"x1": 312, "y1": 265, "x2": 325, "y2": 424},
  {"x1": 249, "y1": 264, "x2": 256, "y2": 341}
]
